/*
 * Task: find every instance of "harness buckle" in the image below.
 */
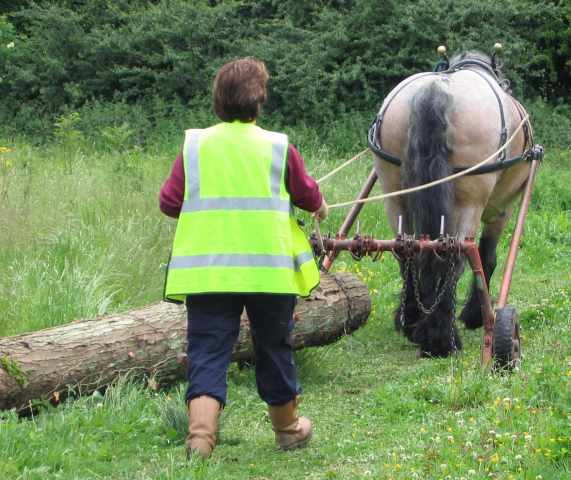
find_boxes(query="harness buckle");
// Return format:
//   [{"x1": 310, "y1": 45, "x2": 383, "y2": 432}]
[
  {"x1": 499, "y1": 127, "x2": 508, "y2": 162},
  {"x1": 528, "y1": 144, "x2": 544, "y2": 162}
]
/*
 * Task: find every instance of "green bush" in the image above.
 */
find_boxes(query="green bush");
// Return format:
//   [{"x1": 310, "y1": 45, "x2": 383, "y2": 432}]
[
  {"x1": 0, "y1": 0, "x2": 568, "y2": 136},
  {"x1": 528, "y1": 99, "x2": 571, "y2": 149}
]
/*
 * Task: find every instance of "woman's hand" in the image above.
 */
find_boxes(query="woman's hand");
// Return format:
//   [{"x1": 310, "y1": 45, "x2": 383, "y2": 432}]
[{"x1": 312, "y1": 198, "x2": 329, "y2": 221}]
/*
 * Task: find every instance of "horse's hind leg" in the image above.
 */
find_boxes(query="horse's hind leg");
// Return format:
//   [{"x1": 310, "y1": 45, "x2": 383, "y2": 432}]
[
  {"x1": 460, "y1": 210, "x2": 512, "y2": 329},
  {"x1": 412, "y1": 253, "x2": 463, "y2": 357}
]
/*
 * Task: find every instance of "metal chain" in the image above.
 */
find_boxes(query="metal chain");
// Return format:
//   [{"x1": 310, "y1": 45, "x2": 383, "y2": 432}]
[
  {"x1": 397, "y1": 257, "x2": 411, "y2": 330},
  {"x1": 446, "y1": 247, "x2": 460, "y2": 353},
  {"x1": 410, "y1": 248, "x2": 460, "y2": 352},
  {"x1": 410, "y1": 250, "x2": 458, "y2": 316},
  {"x1": 394, "y1": 239, "x2": 462, "y2": 352}
]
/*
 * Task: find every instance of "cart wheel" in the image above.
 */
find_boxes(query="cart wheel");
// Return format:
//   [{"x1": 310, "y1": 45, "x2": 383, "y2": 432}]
[{"x1": 493, "y1": 306, "x2": 521, "y2": 371}]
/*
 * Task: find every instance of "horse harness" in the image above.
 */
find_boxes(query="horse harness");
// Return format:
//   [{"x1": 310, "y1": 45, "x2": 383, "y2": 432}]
[{"x1": 368, "y1": 59, "x2": 534, "y2": 175}]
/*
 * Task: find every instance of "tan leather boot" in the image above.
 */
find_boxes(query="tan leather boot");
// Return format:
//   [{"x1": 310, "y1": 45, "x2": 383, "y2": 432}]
[
  {"x1": 268, "y1": 397, "x2": 313, "y2": 450},
  {"x1": 186, "y1": 396, "x2": 221, "y2": 459}
]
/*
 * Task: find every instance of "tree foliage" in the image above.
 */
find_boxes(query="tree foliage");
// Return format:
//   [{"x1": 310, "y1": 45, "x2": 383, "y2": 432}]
[{"x1": 0, "y1": 0, "x2": 568, "y2": 130}]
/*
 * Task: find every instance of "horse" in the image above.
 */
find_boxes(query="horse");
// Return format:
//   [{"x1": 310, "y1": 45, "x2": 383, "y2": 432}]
[{"x1": 369, "y1": 50, "x2": 534, "y2": 357}]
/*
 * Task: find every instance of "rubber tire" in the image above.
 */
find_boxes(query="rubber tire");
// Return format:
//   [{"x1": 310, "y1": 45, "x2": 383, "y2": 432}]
[{"x1": 493, "y1": 305, "x2": 521, "y2": 371}]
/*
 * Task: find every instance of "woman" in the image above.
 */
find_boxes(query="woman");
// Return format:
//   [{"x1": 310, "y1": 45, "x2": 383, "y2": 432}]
[{"x1": 159, "y1": 57, "x2": 328, "y2": 458}]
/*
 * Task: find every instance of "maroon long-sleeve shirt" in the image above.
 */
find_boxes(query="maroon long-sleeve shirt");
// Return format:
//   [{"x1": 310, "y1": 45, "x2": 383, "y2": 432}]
[{"x1": 159, "y1": 144, "x2": 322, "y2": 218}]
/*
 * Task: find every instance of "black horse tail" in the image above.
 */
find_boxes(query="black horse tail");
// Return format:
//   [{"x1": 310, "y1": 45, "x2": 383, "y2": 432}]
[{"x1": 402, "y1": 80, "x2": 454, "y2": 238}]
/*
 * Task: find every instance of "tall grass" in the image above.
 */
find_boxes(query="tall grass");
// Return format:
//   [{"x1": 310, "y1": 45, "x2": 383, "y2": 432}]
[{"x1": 0, "y1": 140, "x2": 175, "y2": 336}]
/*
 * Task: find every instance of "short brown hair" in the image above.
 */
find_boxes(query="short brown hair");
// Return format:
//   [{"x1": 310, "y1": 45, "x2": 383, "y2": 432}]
[{"x1": 212, "y1": 57, "x2": 269, "y2": 122}]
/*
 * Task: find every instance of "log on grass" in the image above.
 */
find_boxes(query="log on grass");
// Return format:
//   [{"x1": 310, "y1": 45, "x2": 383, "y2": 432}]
[{"x1": 0, "y1": 272, "x2": 370, "y2": 411}]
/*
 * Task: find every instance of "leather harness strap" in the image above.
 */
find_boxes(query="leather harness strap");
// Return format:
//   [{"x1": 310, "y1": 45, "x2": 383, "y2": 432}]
[
  {"x1": 375, "y1": 72, "x2": 436, "y2": 150},
  {"x1": 465, "y1": 68, "x2": 508, "y2": 162},
  {"x1": 368, "y1": 62, "x2": 533, "y2": 175}
]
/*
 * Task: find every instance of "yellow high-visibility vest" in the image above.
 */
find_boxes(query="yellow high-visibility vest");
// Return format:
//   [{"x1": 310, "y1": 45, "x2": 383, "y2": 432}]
[{"x1": 164, "y1": 121, "x2": 319, "y2": 302}]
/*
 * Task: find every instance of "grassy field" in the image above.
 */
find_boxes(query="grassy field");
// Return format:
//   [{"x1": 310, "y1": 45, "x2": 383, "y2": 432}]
[{"x1": 0, "y1": 109, "x2": 570, "y2": 479}]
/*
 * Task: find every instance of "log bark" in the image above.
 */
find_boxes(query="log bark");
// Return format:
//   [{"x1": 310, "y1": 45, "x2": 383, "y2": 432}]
[{"x1": 0, "y1": 272, "x2": 370, "y2": 411}]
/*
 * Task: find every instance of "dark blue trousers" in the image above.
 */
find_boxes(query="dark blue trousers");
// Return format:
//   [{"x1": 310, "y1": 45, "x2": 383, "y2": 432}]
[{"x1": 185, "y1": 294, "x2": 301, "y2": 407}]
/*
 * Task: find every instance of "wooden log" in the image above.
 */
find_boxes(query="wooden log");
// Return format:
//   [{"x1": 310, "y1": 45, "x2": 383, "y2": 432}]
[{"x1": 0, "y1": 272, "x2": 370, "y2": 411}]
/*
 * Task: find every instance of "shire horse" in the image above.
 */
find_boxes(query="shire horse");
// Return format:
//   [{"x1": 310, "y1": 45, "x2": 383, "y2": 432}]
[{"x1": 369, "y1": 49, "x2": 533, "y2": 357}]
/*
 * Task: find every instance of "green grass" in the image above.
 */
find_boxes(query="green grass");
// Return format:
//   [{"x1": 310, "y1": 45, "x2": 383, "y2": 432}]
[{"x1": 0, "y1": 115, "x2": 570, "y2": 479}]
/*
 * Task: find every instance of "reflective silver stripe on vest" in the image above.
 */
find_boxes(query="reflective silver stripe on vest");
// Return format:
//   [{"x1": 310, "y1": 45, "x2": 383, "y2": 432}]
[
  {"x1": 186, "y1": 130, "x2": 201, "y2": 201},
  {"x1": 271, "y1": 142, "x2": 285, "y2": 197},
  {"x1": 185, "y1": 197, "x2": 290, "y2": 212},
  {"x1": 169, "y1": 252, "x2": 314, "y2": 272},
  {"x1": 293, "y1": 251, "x2": 315, "y2": 270},
  {"x1": 182, "y1": 129, "x2": 289, "y2": 212}
]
